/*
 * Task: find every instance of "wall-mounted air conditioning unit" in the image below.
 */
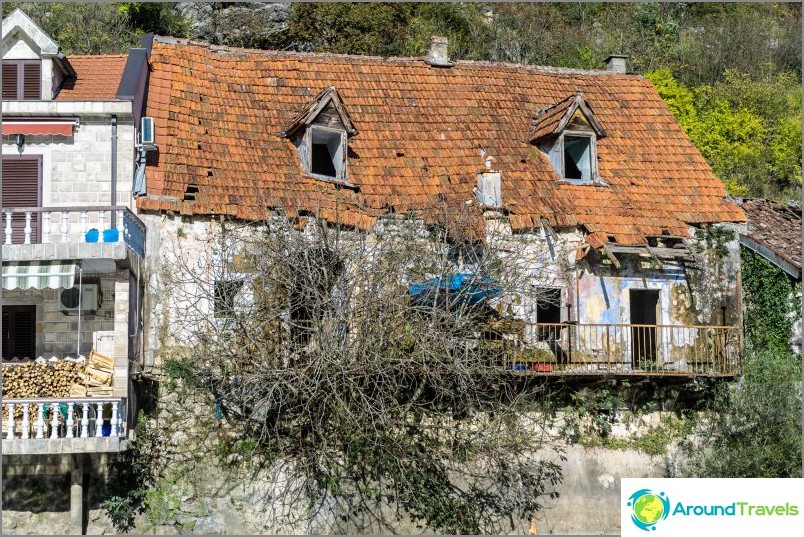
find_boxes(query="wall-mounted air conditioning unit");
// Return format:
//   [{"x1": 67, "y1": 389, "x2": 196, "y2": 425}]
[
  {"x1": 137, "y1": 117, "x2": 156, "y2": 149},
  {"x1": 59, "y1": 285, "x2": 101, "y2": 315}
]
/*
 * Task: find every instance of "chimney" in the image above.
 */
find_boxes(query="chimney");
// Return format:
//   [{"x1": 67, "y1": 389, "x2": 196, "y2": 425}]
[
  {"x1": 603, "y1": 54, "x2": 628, "y2": 74},
  {"x1": 426, "y1": 36, "x2": 453, "y2": 67},
  {"x1": 475, "y1": 170, "x2": 502, "y2": 209}
]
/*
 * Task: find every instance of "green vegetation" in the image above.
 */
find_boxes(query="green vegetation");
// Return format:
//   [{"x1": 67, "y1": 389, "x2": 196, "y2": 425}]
[
  {"x1": 677, "y1": 348, "x2": 802, "y2": 478},
  {"x1": 742, "y1": 248, "x2": 802, "y2": 355}
]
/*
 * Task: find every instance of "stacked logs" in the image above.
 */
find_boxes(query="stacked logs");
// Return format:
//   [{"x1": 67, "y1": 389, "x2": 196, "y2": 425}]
[
  {"x1": 1, "y1": 351, "x2": 114, "y2": 399},
  {"x1": 1, "y1": 360, "x2": 86, "y2": 398}
]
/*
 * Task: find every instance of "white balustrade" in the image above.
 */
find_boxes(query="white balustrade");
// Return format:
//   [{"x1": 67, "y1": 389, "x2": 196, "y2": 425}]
[
  {"x1": 1, "y1": 398, "x2": 126, "y2": 443},
  {"x1": 117, "y1": 211, "x2": 125, "y2": 235},
  {"x1": 5, "y1": 403, "x2": 15, "y2": 439},
  {"x1": 110, "y1": 402, "x2": 119, "y2": 437},
  {"x1": 42, "y1": 212, "x2": 51, "y2": 244},
  {"x1": 80, "y1": 211, "x2": 88, "y2": 234},
  {"x1": 98, "y1": 211, "x2": 106, "y2": 241},
  {"x1": 81, "y1": 403, "x2": 90, "y2": 438},
  {"x1": 21, "y1": 403, "x2": 30, "y2": 440},
  {"x1": 60, "y1": 213, "x2": 69, "y2": 244},
  {"x1": 36, "y1": 404, "x2": 45, "y2": 439},
  {"x1": 66, "y1": 402, "x2": 75, "y2": 439},
  {"x1": 5, "y1": 211, "x2": 12, "y2": 245},
  {"x1": 95, "y1": 403, "x2": 104, "y2": 438},
  {"x1": 23, "y1": 212, "x2": 32, "y2": 244},
  {"x1": 50, "y1": 403, "x2": 60, "y2": 439}
]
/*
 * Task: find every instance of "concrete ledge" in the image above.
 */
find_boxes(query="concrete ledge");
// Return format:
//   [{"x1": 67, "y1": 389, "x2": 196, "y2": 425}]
[
  {"x1": 2, "y1": 241, "x2": 127, "y2": 263},
  {"x1": 1, "y1": 437, "x2": 130, "y2": 456}
]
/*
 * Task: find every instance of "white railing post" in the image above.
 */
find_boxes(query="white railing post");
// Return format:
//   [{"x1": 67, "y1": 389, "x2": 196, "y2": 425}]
[
  {"x1": 66, "y1": 402, "x2": 75, "y2": 439},
  {"x1": 5, "y1": 403, "x2": 15, "y2": 439},
  {"x1": 50, "y1": 403, "x2": 60, "y2": 439},
  {"x1": 98, "y1": 211, "x2": 106, "y2": 241},
  {"x1": 81, "y1": 403, "x2": 90, "y2": 438},
  {"x1": 110, "y1": 402, "x2": 119, "y2": 437},
  {"x1": 4, "y1": 211, "x2": 12, "y2": 245},
  {"x1": 117, "y1": 210, "x2": 125, "y2": 240},
  {"x1": 80, "y1": 211, "x2": 88, "y2": 234},
  {"x1": 61, "y1": 213, "x2": 69, "y2": 243},
  {"x1": 42, "y1": 211, "x2": 51, "y2": 244},
  {"x1": 36, "y1": 403, "x2": 45, "y2": 439},
  {"x1": 23, "y1": 212, "x2": 32, "y2": 244},
  {"x1": 21, "y1": 403, "x2": 30, "y2": 439},
  {"x1": 95, "y1": 403, "x2": 104, "y2": 437}
]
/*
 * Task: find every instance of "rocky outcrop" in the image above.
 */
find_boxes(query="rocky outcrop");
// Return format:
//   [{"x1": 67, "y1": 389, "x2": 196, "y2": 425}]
[{"x1": 178, "y1": 2, "x2": 290, "y2": 48}]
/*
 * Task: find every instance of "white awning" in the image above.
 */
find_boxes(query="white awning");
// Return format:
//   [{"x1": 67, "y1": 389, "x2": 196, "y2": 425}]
[{"x1": 2, "y1": 261, "x2": 76, "y2": 290}]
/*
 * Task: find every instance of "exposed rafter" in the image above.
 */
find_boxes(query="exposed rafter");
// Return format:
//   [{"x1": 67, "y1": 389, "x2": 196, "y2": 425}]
[{"x1": 280, "y1": 85, "x2": 358, "y2": 138}]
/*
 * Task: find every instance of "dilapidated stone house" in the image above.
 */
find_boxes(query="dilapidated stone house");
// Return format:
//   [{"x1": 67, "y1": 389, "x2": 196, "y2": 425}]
[{"x1": 133, "y1": 35, "x2": 746, "y2": 377}]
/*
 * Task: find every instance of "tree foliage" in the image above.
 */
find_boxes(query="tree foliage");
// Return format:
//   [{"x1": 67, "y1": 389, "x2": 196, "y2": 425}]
[
  {"x1": 647, "y1": 69, "x2": 802, "y2": 199},
  {"x1": 676, "y1": 347, "x2": 802, "y2": 478}
]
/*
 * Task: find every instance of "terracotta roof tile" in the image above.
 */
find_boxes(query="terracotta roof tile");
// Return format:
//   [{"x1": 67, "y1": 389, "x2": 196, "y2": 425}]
[
  {"x1": 137, "y1": 40, "x2": 744, "y2": 244},
  {"x1": 740, "y1": 198, "x2": 802, "y2": 273},
  {"x1": 56, "y1": 55, "x2": 127, "y2": 101}
]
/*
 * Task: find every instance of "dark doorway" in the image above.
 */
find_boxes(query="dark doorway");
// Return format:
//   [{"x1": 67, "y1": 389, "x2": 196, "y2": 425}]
[
  {"x1": 630, "y1": 289, "x2": 659, "y2": 368},
  {"x1": 2, "y1": 305, "x2": 36, "y2": 361}
]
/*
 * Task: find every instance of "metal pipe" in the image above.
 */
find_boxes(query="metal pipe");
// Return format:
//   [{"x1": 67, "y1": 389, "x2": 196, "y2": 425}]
[{"x1": 111, "y1": 116, "x2": 118, "y2": 225}]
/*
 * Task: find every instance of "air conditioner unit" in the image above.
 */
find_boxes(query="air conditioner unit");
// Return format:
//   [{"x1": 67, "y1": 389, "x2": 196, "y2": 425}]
[
  {"x1": 138, "y1": 116, "x2": 156, "y2": 149},
  {"x1": 59, "y1": 284, "x2": 101, "y2": 315}
]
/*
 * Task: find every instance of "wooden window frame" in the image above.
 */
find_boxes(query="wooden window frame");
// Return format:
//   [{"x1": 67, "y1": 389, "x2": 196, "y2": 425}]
[
  {"x1": 2, "y1": 60, "x2": 42, "y2": 100},
  {"x1": 303, "y1": 125, "x2": 349, "y2": 183},
  {"x1": 2, "y1": 304, "x2": 37, "y2": 362}
]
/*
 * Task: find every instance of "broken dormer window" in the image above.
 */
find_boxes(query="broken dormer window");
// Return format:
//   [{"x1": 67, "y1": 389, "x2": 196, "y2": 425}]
[
  {"x1": 308, "y1": 126, "x2": 346, "y2": 179},
  {"x1": 531, "y1": 91, "x2": 606, "y2": 185},
  {"x1": 283, "y1": 86, "x2": 358, "y2": 185},
  {"x1": 563, "y1": 134, "x2": 593, "y2": 182}
]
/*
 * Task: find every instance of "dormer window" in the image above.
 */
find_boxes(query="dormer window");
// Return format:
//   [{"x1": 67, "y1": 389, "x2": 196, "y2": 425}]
[
  {"x1": 2, "y1": 60, "x2": 41, "y2": 100},
  {"x1": 563, "y1": 133, "x2": 593, "y2": 182},
  {"x1": 282, "y1": 86, "x2": 358, "y2": 186},
  {"x1": 531, "y1": 91, "x2": 607, "y2": 185},
  {"x1": 308, "y1": 125, "x2": 346, "y2": 179}
]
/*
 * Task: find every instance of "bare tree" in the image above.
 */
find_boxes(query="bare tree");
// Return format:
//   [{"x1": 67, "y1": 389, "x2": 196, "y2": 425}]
[{"x1": 157, "y1": 204, "x2": 567, "y2": 533}]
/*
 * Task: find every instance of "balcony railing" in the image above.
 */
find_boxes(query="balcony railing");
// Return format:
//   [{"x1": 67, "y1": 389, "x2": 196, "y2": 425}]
[
  {"x1": 500, "y1": 323, "x2": 741, "y2": 376},
  {"x1": 2, "y1": 397, "x2": 126, "y2": 440},
  {"x1": 2, "y1": 205, "x2": 145, "y2": 257}
]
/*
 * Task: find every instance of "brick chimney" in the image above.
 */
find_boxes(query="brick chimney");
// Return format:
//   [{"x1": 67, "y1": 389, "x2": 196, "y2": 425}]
[
  {"x1": 426, "y1": 36, "x2": 453, "y2": 67},
  {"x1": 603, "y1": 54, "x2": 628, "y2": 74}
]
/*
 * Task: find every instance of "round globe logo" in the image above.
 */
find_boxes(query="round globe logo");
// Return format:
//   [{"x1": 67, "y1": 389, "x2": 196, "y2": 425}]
[{"x1": 627, "y1": 489, "x2": 670, "y2": 531}]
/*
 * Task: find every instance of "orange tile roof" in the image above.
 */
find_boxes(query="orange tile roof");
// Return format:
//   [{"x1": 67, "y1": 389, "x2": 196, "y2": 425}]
[
  {"x1": 137, "y1": 39, "x2": 745, "y2": 244},
  {"x1": 56, "y1": 55, "x2": 127, "y2": 101}
]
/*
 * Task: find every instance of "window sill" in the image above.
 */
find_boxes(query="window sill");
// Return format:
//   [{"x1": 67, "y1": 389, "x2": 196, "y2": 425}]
[
  {"x1": 558, "y1": 177, "x2": 608, "y2": 187},
  {"x1": 306, "y1": 172, "x2": 359, "y2": 190}
]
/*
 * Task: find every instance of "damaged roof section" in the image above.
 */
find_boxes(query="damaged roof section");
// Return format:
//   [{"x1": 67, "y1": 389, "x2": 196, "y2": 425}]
[
  {"x1": 738, "y1": 198, "x2": 802, "y2": 279},
  {"x1": 530, "y1": 91, "x2": 607, "y2": 144},
  {"x1": 138, "y1": 39, "x2": 744, "y2": 244}
]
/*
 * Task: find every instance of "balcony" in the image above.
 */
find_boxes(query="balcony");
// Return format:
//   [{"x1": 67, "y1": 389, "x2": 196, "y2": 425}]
[
  {"x1": 494, "y1": 323, "x2": 742, "y2": 376},
  {"x1": 1, "y1": 205, "x2": 145, "y2": 263},
  {"x1": 1, "y1": 397, "x2": 129, "y2": 455}
]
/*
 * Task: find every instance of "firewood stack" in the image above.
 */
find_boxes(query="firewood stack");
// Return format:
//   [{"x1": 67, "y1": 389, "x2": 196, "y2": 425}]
[
  {"x1": 2, "y1": 351, "x2": 115, "y2": 399},
  {"x1": 1, "y1": 360, "x2": 86, "y2": 398},
  {"x1": 80, "y1": 351, "x2": 114, "y2": 397}
]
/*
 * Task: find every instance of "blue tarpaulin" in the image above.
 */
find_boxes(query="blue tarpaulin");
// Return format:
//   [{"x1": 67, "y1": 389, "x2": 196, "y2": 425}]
[{"x1": 408, "y1": 273, "x2": 501, "y2": 308}]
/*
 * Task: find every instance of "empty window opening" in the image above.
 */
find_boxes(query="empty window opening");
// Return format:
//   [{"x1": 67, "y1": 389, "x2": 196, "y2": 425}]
[
  {"x1": 536, "y1": 288, "x2": 562, "y2": 324},
  {"x1": 214, "y1": 280, "x2": 244, "y2": 318},
  {"x1": 563, "y1": 135, "x2": 592, "y2": 182},
  {"x1": 309, "y1": 127, "x2": 344, "y2": 179}
]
